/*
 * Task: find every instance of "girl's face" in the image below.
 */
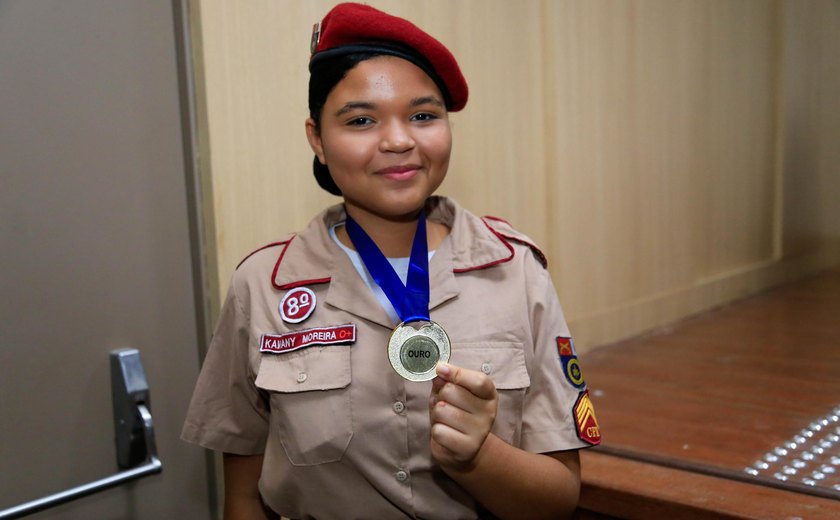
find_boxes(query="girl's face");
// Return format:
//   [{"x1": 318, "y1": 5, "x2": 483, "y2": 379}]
[{"x1": 306, "y1": 56, "x2": 452, "y2": 222}]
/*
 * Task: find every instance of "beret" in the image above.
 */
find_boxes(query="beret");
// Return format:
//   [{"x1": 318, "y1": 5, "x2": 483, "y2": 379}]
[{"x1": 310, "y1": 2, "x2": 468, "y2": 112}]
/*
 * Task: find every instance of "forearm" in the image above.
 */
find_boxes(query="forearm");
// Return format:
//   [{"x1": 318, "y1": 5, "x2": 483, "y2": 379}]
[
  {"x1": 223, "y1": 453, "x2": 278, "y2": 520},
  {"x1": 442, "y1": 434, "x2": 581, "y2": 520},
  {"x1": 224, "y1": 499, "x2": 275, "y2": 520}
]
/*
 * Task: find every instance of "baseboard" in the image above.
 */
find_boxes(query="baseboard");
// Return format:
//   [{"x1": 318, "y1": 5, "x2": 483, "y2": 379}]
[{"x1": 569, "y1": 242, "x2": 840, "y2": 353}]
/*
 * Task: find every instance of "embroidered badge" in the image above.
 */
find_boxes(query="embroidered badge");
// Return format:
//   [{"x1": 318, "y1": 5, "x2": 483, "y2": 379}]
[
  {"x1": 260, "y1": 324, "x2": 356, "y2": 354},
  {"x1": 573, "y1": 390, "x2": 602, "y2": 445},
  {"x1": 280, "y1": 287, "x2": 316, "y2": 323},
  {"x1": 557, "y1": 337, "x2": 585, "y2": 389}
]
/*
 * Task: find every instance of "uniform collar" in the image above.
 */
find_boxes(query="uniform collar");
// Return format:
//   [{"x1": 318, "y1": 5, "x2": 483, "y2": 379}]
[{"x1": 271, "y1": 197, "x2": 514, "y2": 328}]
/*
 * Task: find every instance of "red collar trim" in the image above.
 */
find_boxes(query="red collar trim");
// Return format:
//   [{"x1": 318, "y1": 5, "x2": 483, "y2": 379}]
[
  {"x1": 481, "y1": 216, "x2": 548, "y2": 269},
  {"x1": 269, "y1": 234, "x2": 332, "y2": 290},
  {"x1": 274, "y1": 277, "x2": 332, "y2": 291},
  {"x1": 261, "y1": 212, "x2": 544, "y2": 291},
  {"x1": 237, "y1": 240, "x2": 291, "y2": 270},
  {"x1": 453, "y1": 217, "x2": 515, "y2": 273}
]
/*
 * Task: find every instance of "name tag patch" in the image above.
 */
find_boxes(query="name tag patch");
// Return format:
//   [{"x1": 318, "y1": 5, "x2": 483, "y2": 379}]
[{"x1": 260, "y1": 324, "x2": 356, "y2": 354}]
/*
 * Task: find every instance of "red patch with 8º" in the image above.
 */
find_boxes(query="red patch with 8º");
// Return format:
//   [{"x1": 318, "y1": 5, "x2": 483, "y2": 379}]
[
  {"x1": 279, "y1": 287, "x2": 316, "y2": 323},
  {"x1": 573, "y1": 390, "x2": 602, "y2": 445}
]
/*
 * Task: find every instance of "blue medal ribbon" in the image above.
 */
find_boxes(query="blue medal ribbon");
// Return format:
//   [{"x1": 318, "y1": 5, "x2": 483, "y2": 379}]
[{"x1": 344, "y1": 210, "x2": 430, "y2": 324}]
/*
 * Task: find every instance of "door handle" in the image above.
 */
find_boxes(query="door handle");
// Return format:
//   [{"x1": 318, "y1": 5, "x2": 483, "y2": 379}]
[{"x1": 0, "y1": 349, "x2": 163, "y2": 519}]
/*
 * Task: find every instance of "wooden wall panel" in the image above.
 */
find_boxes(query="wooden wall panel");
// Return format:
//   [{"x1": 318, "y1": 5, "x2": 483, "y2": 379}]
[
  {"x1": 782, "y1": 0, "x2": 840, "y2": 255},
  {"x1": 192, "y1": 0, "x2": 840, "y2": 349},
  {"x1": 542, "y1": 0, "x2": 782, "y2": 328}
]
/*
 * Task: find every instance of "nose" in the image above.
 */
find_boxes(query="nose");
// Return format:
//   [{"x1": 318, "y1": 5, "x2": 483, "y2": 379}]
[{"x1": 379, "y1": 120, "x2": 415, "y2": 153}]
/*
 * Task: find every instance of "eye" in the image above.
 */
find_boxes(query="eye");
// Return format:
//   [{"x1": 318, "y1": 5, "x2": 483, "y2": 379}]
[
  {"x1": 411, "y1": 112, "x2": 439, "y2": 122},
  {"x1": 346, "y1": 116, "x2": 374, "y2": 127}
]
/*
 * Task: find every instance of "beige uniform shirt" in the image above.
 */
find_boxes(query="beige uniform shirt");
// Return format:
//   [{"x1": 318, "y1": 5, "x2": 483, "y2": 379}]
[{"x1": 182, "y1": 196, "x2": 598, "y2": 519}]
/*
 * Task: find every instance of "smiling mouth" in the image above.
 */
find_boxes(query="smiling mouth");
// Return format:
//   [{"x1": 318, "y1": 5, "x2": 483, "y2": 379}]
[{"x1": 376, "y1": 164, "x2": 421, "y2": 180}]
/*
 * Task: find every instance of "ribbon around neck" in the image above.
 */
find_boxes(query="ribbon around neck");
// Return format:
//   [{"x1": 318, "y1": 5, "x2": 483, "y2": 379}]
[{"x1": 344, "y1": 210, "x2": 430, "y2": 323}]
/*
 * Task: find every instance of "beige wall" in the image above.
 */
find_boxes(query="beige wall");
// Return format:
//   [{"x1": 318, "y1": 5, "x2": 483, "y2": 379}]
[
  {"x1": 782, "y1": 0, "x2": 840, "y2": 255},
  {"x1": 191, "y1": 0, "x2": 840, "y2": 352}
]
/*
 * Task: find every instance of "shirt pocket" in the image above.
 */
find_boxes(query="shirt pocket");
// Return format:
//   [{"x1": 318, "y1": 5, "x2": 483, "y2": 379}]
[
  {"x1": 255, "y1": 345, "x2": 353, "y2": 466},
  {"x1": 450, "y1": 342, "x2": 531, "y2": 445}
]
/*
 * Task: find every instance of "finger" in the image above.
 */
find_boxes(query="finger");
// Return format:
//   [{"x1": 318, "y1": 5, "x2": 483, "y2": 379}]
[
  {"x1": 430, "y1": 398, "x2": 479, "y2": 434},
  {"x1": 428, "y1": 376, "x2": 446, "y2": 411},
  {"x1": 430, "y1": 422, "x2": 480, "y2": 463},
  {"x1": 429, "y1": 434, "x2": 457, "y2": 460},
  {"x1": 436, "y1": 362, "x2": 497, "y2": 400},
  {"x1": 435, "y1": 380, "x2": 489, "y2": 416},
  {"x1": 431, "y1": 374, "x2": 446, "y2": 395}
]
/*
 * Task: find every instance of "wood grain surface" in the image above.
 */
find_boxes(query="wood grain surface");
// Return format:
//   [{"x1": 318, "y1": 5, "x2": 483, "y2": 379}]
[{"x1": 577, "y1": 269, "x2": 840, "y2": 518}]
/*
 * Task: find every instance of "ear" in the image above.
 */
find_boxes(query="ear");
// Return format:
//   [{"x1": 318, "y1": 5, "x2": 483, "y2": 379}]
[{"x1": 305, "y1": 118, "x2": 327, "y2": 165}]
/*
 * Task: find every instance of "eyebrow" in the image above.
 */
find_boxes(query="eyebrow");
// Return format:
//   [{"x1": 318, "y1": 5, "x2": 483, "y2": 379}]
[
  {"x1": 334, "y1": 101, "x2": 375, "y2": 117},
  {"x1": 410, "y1": 96, "x2": 445, "y2": 108},
  {"x1": 333, "y1": 96, "x2": 445, "y2": 117}
]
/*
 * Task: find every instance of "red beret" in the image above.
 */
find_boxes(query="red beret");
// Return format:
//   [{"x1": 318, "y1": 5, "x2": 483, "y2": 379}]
[{"x1": 309, "y1": 2, "x2": 468, "y2": 112}]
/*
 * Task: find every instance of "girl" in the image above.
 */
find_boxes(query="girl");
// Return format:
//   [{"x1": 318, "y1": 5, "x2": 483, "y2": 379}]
[{"x1": 183, "y1": 3, "x2": 599, "y2": 519}]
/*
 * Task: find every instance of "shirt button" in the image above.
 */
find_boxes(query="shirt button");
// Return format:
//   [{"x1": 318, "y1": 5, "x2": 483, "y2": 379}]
[
  {"x1": 296, "y1": 372, "x2": 307, "y2": 383},
  {"x1": 392, "y1": 401, "x2": 405, "y2": 414},
  {"x1": 481, "y1": 363, "x2": 492, "y2": 375},
  {"x1": 395, "y1": 470, "x2": 408, "y2": 482}
]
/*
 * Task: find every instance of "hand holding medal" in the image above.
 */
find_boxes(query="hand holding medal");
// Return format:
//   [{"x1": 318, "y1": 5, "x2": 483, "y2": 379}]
[
  {"x1": 345, "y1": 211, "x2": 451, "y2": 381},
  {"x1": 429, "y1": 362, "x2": 499, "y2": 470}
]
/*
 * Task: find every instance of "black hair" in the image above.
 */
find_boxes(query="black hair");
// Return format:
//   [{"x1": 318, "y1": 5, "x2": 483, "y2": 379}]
[{"x1": 308, "y1": 53, "x2": 380, "y2": 196}]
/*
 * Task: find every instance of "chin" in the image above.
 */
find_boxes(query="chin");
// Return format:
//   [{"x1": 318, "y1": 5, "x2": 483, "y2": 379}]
[
  {"x1": 385, "y1": 193, "x2": 434, "y2": 215},
  {"x1": 343, "y1": 181, "x2": 441, "y2": 221},
  {"x1": 358, "y1": 197, "x2": 428, "y2": 222},
  {"x1": 377, "y1": 204, "x2": 427, "y2": 221}
]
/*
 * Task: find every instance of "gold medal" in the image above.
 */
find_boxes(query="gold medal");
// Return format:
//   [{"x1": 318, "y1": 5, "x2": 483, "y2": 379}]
[{"x1": 388, "y1": 320, "x2": 451, "y2": 382}]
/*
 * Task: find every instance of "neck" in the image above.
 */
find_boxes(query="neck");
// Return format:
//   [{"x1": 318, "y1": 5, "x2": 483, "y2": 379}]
[{"x1": 338, "y1": 203, "x2": 448, "y2": 257}]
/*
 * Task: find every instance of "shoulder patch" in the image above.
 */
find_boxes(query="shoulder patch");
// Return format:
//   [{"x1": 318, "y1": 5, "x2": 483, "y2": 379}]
[
  {"x1": 482, "y1": 216, "x2": 548, "y2": 268},
  {"x1": 557, "y1": 337, "x2": 586, "y2": 389},
  {"x1": 573, "y1": 390, "x2": 602, "y2": 446}
]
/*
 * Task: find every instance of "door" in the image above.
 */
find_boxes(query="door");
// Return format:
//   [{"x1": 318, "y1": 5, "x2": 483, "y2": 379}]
[{"x1": 0, "y1": 1, "x2": 213, "y2": 518}]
